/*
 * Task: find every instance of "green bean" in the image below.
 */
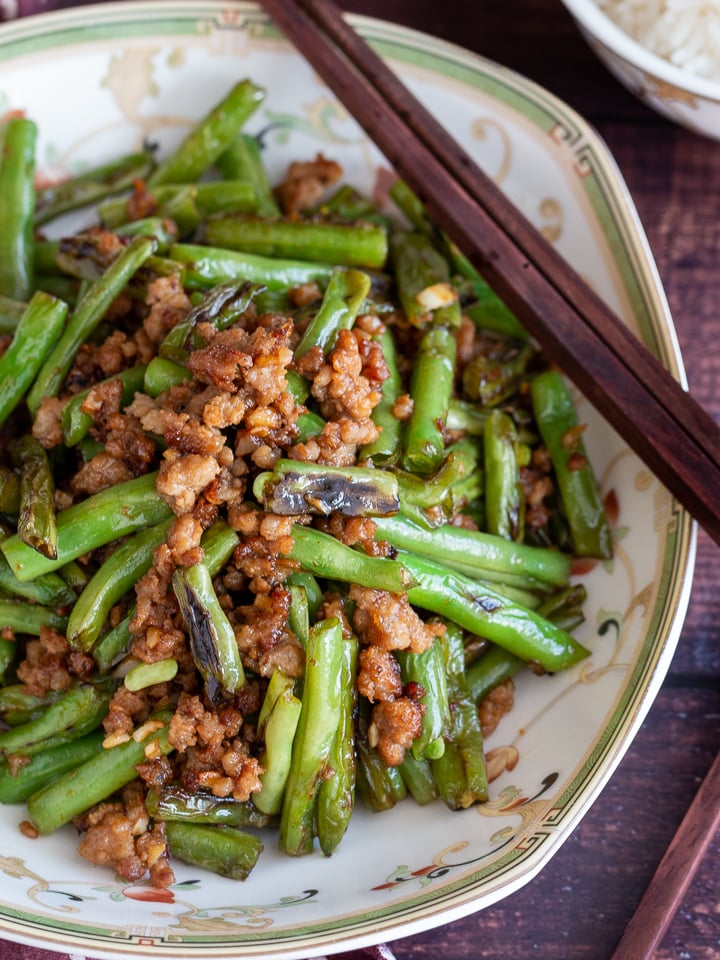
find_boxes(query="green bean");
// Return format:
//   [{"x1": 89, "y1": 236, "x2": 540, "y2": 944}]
[
  {"x1": 395, "y1": 439, "x2": 480, "y2": 514},
  {"x1": 146, "y1": 785, "x2": 270, "y2": 827},
  {"x1": 463, "y1": 278, "x2": 528, "y2": 340},
  {"x1": 398, "y1": 751, "x2": 439, "y2": 805},
  {"x1": 388, "y1": 179, "x2": 432, "y2": 235},
  {"x1": 254, "y1": 676, "x2": 302, "y2": 817},
  {"x1": 57, "y1": 559, "x2": 91, "y2": 593},
  {"x1": 283, "y1": 524, "x2": 414, "y2": 594},
  {"x1": 34, "y1": 151, "x2": 155, "y2": 226},
  {"x1": 536, "y1": 583, "x2": 588, "y2": 633},
  {"x1": 173, "y1": 561, "x2": 245, "y2": 701},
  {"x1": 0, "y1": 291, "x2": 68, "y2": 426},
  {"x1": 0, "y1": 598, "x2": 67, "y2": 636},
  {"x1": 389, "y1": 230, "x2": 461, "y2": 328},
  {"x1": 1, "y1": 552, "x2": 74, "y2": 607},
  {"x1": 257, "y1": 668, "x2": 295, "y2": 733},
  {"x1": 0, "y1": 466, "x2": 19, "y2": 514},
  {"x1": 254, "y1": 459, "x2": 400, "y2": 517},
  {"x1": 279, "y1": 617, "x2": 344, "y2": 856},
  {"x1": 0, "y1": 683, "x2": 112, "y2": 759},
  {"x1": 359, "y1": 325, "x2": 403, "y2": 465},
  {"x1": 462, "y1": 341, "x2": 534, "y2": 407},
  {"x1": 317, "y1": 633, "x2": 358, "y2": 855},
  {"x1": 0, "y1": 294, "x2": 25, "y2": 334},
  {"x1": 33, "y1": 275, "x2": 80, "y2": 305},
  {"x1": 372, "y1": 515, "x2": 570, "y2": 590},
  {"x1": 294, "y1": 268, "x2": 371, "y2": 359},
  {"x1": 396, "y1": 637, "x2": 449, "y2": 760},
  {"x1": 92, "y1": 607, "x2": 135, "y2": 672},
  {"x1": 446, "y1": 398, "x2": 489, "y2": 436},
  {"x1": 0, "y1": 117, "x2": 36, "y2": 300},
  {"x1": 431, "y1": 624, "x2": 488, "y2": 809},
  {"x1": 285, "y1": 368, "x2": 310, "y2": 405},
  {"x1": 0, "y1": 731, "x2": 104, "y2": 804},
  {"x1": 99, "y1": 180, "x2": 258, "y2": 230},
  {"x1": 165, "y1": 821, "x2": 263, "y2": 881},
  {"x1": 0, "y1": 637, "x2": 15, "y2": 683},
  {"x1": 216, "y1": 133, "x2": 280, "y2": 217},
  {"x1": 148, "y1": 79, "x2": 265, "y2": 186},
  {"x1": 530, "y1": 370, "x2": 612, "y2": 559},
  {"x1": 14, "y1": 436, "x2": 58, "y2": 561},
  {"x1": 77, "y1": 437, "x2": 105, "y2": 462},
  {"x1": 465, "y1": 643, "x2": 526, "y2": 705},
  {"x1": 124, "y1": 658, "x2": 178, "y2": 692},
  {"x1": 287, "y1": 585, "x2": 309, "y2": 648},
  {"x1": 286, "y1": 571, "x2": 324, "y2": 622},
  {"x1": 148, "y1": 185, "x2": 199, "y2": 237},
  {"x1": 170, "y1": 242, "x2": 336, "y2": 291},
  {"x1": 484, "y1": 409, "x2": 524, "y2": 542},
  {"x1": 400, "y1": 551, "x2": 589, "y2": 672},
  {"x1": 32, "y1": 239, "x2": 63, "y2": 277},
  {"x1": 114, "y1": 216, "x2": 179, "y2": 254},
  {"x1": 61, "y1": 364, "x2": 147, "y2": 447},
  {"x1": 27, "y1": 711, "x2": 172, "y2": 835},
  {"x1": 402, "y1": 324, "x2": 456, "y2": 474},
  {"x1": 314, "y1": 183, "x2": 389, "y2": 226},
  {"x1": 26, "y1": 234, "x2": 156, "y2": 414},
  {"x1": 201, "y1": 520, "x2": 242, "y2": 575},
  {"x1": 143, "y1": 356, "x2": 193, "y2": 396},
  {"x1": 0, "y1": 685, "x2": 65, "y2": 727},
  {"x1": 1, "y1": 472, "x2": 172, "y2": 582},
  {"x1": 205, "y1": 216, "x2": 388, "y2": 270},
  {"x1": 38, "y1": 232, "x2": 161, "y2": 284}
]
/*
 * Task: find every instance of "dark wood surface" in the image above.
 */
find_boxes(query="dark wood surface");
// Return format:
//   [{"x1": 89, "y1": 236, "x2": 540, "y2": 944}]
[
  {"x1": 1, "y1": 2, "x2": 718, "y2": 959},
  {"x1": 341, "y1": 2, "x2": 720, "y2": 958}
]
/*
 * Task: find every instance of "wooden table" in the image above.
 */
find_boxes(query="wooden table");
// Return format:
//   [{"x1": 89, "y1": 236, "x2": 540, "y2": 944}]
[
  {"x1": 341, "y1": 2, "x2": 720, "y2": 958},
  {"x1": 1, "y1": 2, "x2": 718, "y2": 959}
]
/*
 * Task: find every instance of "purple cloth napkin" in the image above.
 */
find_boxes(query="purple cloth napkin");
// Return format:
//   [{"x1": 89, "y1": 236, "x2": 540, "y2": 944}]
[{"x1": 0, "y1": 942, "x2": 398, "y2": 960}]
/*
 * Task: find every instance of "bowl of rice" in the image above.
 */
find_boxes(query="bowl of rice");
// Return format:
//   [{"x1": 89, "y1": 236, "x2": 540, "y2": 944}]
[{"x1": 560, "y1": 0, "x2": 720, "y2": 139}]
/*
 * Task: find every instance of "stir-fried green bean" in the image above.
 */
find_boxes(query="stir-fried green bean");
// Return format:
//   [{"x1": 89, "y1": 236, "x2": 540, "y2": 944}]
[
  {"x1": 35, "y1": 151, "x2": 155, "y2": 226},
  {"x1": 530, "y1": 370, "x2": 612, "y2": 559},
  {"x1": 26, "y1": 234, "x2": 156, "y2": 413},
  {"x1": 14, "y1": 435, "x2": 58, "y2": 561},
  {"x1": 148, "y1": 79, "x2": 265, "y2": 186},
  {"x1": 279, "y1": 617, "x2": 344, "y2": 856},
  {"x1": 0, "y1": 291, "x2": 68, "y2": 425},
  {"x1": 1, "y1": 473, "x2": 171, "y2": 581},
  {"x1": 0, "y1": 117, "x2": 36, "y2": 301}
]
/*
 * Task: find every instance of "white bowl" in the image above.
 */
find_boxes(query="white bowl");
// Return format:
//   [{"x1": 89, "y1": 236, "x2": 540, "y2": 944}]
[
  {"x1": 561, "y1": 0, "x2": 720, "y2": 139},
  {"x1": 0, "y1": 2, "x2": 695, "y2": 958}
]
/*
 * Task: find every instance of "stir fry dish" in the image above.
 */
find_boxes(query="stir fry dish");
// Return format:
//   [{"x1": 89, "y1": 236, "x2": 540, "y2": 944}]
[{"x1": 0, "y1": 79, "x2": 612, "y2": 887}]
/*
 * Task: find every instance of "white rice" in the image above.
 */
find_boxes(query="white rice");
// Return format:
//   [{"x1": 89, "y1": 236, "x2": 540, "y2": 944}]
[{"x1": 596, "y1": 0, "x2": 720, "y2": 82}]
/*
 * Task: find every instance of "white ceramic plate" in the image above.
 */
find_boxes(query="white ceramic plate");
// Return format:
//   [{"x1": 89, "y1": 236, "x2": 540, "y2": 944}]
[{"x1": 0, "y1": 3, "x2": 695, "y2": 958}]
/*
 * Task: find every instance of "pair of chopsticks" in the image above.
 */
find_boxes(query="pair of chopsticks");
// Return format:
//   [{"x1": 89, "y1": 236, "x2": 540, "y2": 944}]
[
  {"x1": 260, "y1": 1, "x2": 720, "y2": 954},
  {"x1": 261, "y1": 0, "x2": 720, "y2": 549}
]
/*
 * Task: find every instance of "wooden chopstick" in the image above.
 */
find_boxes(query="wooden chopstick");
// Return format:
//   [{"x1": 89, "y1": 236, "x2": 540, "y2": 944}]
[
  {"x1": 260, "y1": 0, "x2": 720, "y2": 546},
  {"x1": 609, "y1": 749, "x2": 720, "y2": 959}
]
